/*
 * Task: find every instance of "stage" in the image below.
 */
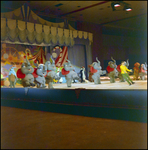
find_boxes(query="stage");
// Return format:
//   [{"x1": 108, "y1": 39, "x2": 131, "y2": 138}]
[
  {"x1": 1, "y1": 78, "x2": 147, "y2": 123},
  {"x1": 3, "y1": 76, "x2": 147, "y2": 90},
  {"x1": 52, "y1": 80, "x2": 147, "y2": 90}
]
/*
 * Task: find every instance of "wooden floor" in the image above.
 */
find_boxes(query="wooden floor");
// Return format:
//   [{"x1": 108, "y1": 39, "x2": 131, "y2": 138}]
[{"x1": 1, "y1": 106, "x2": 147, "y2": 149}]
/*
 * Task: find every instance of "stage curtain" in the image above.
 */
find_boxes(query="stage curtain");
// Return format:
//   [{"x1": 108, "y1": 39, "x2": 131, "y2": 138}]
[
  {"x1": 88, "y1": 33, "x2": 93, "y2": 45},
  {"x1": 51, "y1": 27, "x2": 58, "y2": 44},
  {"x1": 58, "y1": 28, "x2": 63, "y2": 37},
  {"x1": 58, "y1": 28, "x2": 65, "y2": 45},
  {"x1": 70, "y1": 38, "x2": 75, "y2": 47},
  {"x1": 35, "y1": 23, "x2": 43, "y2": 44},
  {"x1": 28, "y1": 11, "x2": 38, "y2": 23},
  {"x1": 51, "y1": 26, "x2": 57, "y2": 36},
  {"x1": 7, "y1": 19, "x2": 18, "y2": 42},
  {"x1": 1, "y1": 18, "x2": 7, "y2": 41},
  {"x1": 52, "y1": 22, "x2": 59, "y2": 28},
  {"x1": 89, "y1": 33, "x2": 93, "y2": 42},
  {"x1": 84, "y1": 32, "x2": 88, "y2": 39},
  {"x1": 68, "y1": 44, "x2": 86, "y2": 70},
  {"x1": 1, "y1": 5, "x2": 93, "y2": 46},
  {"x1": 51, "y1": 35, "x2": 58, "y2": 44},
  {"x1": 43, "y1": 25, "x2": 52, "y2": 44},
  {"x1": 1, "y1": 12, "x2": 13, "y2": 20},
  {"x1": 64, "y1": 29, "x2": 69, "y2": 38},
  {"x1": 69, "y1": 30, "x2": 75, "y2": 46},
  {"x1": 27, "y1": 22, "x2": 35, "y2": 43},
  {"x1": 18, "y1": 20, "x2": 26, "y2": 42},
  {"x1": 13, "y1": 7, "x2": 21, "y2": 17},
  {"x1": 1, "y1": 18, "x2": 92, "y2": 46},
  {"x1": 18, "y1": 20, "x2": 25, "y2": 31},
  {"x1": 31, "y1": 11, "x2": 38, "y2": 20},
  {"x1": 65, "y1": 37, "x2": 71, "y2": 45},
  {"x1": 45, "y1": 21, "x2": 52, "y2": 26},
  {"x1": 3, "y1": 7, "x2": 22, "y2": 20},
  {"x1": 7, "y1": 19, "x2": 16, "y2": 30},
  {"x1": 70, "y1": 30, "x2": 73, "y2": 38},
  {"x1": 78, "y1": 31, "x2": 83, "y2": 39},
  {"x1": 58, "y1": 22, "x2": 64, "y2": 28},
  {"x1": 73, "y1": 30, "x2": 78, "y2": 38},
  {"x1": 44, "y1": 25, "x2": 50, "y2": 34},
  {"x1": 64, "y1": 29, "x2": 70, "y2": 45},
  {"x1": 59, "y1": 36, "x2": 65, "y2": 45},
  {"x1": 7, "y1": 28, "x2": 18, "y2": 42},
  {"x1": 43, "y1": 33, "x2": 52, "y2": 44},
  {"x1": 2, "y1": 6, "x2": 25, "y2": 20}
]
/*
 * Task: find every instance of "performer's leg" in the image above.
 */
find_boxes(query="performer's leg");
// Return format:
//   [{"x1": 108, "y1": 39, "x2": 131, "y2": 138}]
[
  {"x1": 126, "y1": 74, "x2": 133, "y2": 83},
  {"x1": 122, "y1": 74, "x2": 131, "y2": 85}
]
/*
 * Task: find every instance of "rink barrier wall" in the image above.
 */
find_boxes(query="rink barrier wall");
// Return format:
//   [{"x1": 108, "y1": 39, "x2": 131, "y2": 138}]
[{"x1": 1, "y1": 88, "x2": 147, "y2": 123}]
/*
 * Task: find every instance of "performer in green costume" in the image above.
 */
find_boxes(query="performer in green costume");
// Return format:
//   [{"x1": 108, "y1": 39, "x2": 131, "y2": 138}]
[{"x1": 120, "y1": 61, "x2": 135, "y2": 85}]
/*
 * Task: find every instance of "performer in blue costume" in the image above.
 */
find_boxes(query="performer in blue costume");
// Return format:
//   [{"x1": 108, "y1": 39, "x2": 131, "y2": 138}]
[{"x1": 8, "y1": 67, "x2": 18, "y2": 88}]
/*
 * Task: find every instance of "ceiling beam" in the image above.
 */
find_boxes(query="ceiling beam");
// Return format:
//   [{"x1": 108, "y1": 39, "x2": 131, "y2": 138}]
[
  {"x1": 100, "y1": 13, "x2": 147, "y2": 26},
  {"x1": 58, "y1": 1, "x2": 110, "y2": 17}
]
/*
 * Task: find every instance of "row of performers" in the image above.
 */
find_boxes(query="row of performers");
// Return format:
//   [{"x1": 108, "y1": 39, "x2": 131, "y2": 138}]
[
  {"x1": 88, "y1": 58, "x2": 147, "y2": 83},
  {"x1": 6, "y1": 56, "x2": 147, "y2": 88}
]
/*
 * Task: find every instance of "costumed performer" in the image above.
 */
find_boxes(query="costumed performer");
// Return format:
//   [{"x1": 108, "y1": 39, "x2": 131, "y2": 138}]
[
  {"x1": 133, "y1": 62, "x2": 140, "y2": 80},
  {"x1": 120, "y1": 61, "x2": 135, "y2": 85},
  {"x1": 8, "y1": 67, "x2": 18, "y2": 88}
]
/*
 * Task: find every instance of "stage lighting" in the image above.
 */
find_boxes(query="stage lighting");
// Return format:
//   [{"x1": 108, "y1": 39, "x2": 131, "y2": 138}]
[
  {"x1": 114, "y1": 3, "x2": 120, "y2": 7},
  {"x1": 111, "y1": 1, "x2": 132, "y2": 12},
  {"x1": 111, "y1": 2, "x2": 116, "y2": 11},
  {"x1": 114, "y1": 1, "x2": 120, "y2": 7},
  {"x1": 111, "y1": 1, "x2": 121, "y2": 11},
  {"x1": 124, "y1": 4, "x2": 132, "y2": 11}
]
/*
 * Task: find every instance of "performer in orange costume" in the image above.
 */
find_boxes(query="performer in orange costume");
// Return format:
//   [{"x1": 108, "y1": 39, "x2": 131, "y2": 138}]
[
  {"x1": 88, "y1": 65, "x2": 94, "y2": 82},
  {"x1": 133, "y1": 62, "x2": 140, "y2": 80}
]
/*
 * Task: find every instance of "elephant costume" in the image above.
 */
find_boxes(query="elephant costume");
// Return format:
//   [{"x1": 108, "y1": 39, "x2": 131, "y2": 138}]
[
  {"x1": 139, "y1": 62, "x2": 147, "y2": 80},
  {"x1": 106, "y1": 57, "x2": 118, "y2": 83},
  {"x1": 32, "y1": 64, "x2": 47, "y2": 88},
  {"x1": 117, "y1": 59, "x2": 129, "y2": 82},
  {"x1": 16, "y1": 57, "x2": 35, "y2": 87},
  {"x1": 45, "y1": 57, "x2": 60, "y2": 89},
  {"x1": 90, "y1": 57, "x2": 106, "y2": 84},
  {"x1": 61, "y1": 60, "x2": 80, "y2": 87},
  {"x1": 8, "y1": 67, "x2": 17, "y2": 88}
]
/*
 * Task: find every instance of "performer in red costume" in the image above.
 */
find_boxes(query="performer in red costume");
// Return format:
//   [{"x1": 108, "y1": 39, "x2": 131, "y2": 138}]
[
  {"x1": 139, "y1": 63, "x2": 147, "y2": 80},
  {"x1": 106, "y1": 57, "x2": 118, "y2": 83}
]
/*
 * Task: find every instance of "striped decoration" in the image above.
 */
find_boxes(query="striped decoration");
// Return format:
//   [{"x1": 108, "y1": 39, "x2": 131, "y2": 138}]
[
  {"x1": 21, "y1": 5, "x2": 25, "y2": 21},
  {"x1": 31, "y1": 47, "x2": 46, "y2": 64},
  {"x1": 55, "y1": 46, "x2": 68, "y2": 67}
]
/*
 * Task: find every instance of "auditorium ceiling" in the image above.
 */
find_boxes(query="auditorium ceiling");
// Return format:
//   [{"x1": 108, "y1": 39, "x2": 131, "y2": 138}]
[{"x1": 1, "y1": 1, "x2": 147, "y2": 30}]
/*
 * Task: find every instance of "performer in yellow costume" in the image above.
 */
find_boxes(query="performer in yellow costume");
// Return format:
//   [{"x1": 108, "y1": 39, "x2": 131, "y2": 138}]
[{"x1": 120, "y1": 61, "x2": 135, "y2": 85}]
